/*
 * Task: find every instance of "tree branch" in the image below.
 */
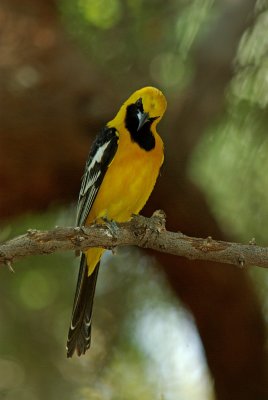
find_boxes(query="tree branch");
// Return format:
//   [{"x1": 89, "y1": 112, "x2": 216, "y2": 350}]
[{"x1": 0, "y1": 211, "x2": 267, "y2": 269}]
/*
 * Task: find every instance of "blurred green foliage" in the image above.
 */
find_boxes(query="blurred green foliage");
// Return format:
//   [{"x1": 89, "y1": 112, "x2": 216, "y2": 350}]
[
  {"x1": 58, "y1": 0, "x2": 213, "y2": 91},
  {"x1": 190, "y1": 3, "x2": 268, "y2": 242},
  {"x1": 189, "y1": 3, "x2": 268, "y2": 322}
]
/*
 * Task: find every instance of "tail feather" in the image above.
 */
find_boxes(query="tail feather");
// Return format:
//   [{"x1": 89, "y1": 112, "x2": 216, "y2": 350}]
[{"x1": 66, "y1": 253, "x2": 100, "y2": 358}]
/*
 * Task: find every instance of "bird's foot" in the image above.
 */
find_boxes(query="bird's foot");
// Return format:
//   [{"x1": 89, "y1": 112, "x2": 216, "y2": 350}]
[{"x1": 101, "y1": 217, "x2": 119, "y2": 237}]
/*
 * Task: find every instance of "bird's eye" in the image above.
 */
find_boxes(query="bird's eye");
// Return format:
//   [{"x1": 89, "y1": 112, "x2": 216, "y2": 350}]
[{"x1": 135, "y1": 98, "x2": 143, "y2": 111}]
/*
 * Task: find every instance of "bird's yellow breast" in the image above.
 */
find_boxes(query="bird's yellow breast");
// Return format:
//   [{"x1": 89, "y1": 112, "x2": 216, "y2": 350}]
[{"x1": 87, "y1": 125, "x2": 164, "y2": 224}]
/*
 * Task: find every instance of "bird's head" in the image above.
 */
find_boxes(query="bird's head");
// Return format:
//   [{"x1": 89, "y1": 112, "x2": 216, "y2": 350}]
[{"x1": 110, "y1": 86, "x2": 167, "y2": 133}]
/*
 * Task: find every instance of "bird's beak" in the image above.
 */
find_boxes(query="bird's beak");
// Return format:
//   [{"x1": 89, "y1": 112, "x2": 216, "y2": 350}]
[{"x1": 137, "y1": 111, "x2": 149, "y2": 131}]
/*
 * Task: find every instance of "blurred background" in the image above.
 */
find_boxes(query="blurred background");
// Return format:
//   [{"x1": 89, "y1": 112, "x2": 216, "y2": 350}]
[{"x1": 0, "y1": 0, "x2": 268, "y2": 399}]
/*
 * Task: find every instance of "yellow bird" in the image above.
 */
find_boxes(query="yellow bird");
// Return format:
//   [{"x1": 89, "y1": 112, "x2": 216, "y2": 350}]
[{"x1": 67, "y1": 86, "x2": 167, "y2": 357}]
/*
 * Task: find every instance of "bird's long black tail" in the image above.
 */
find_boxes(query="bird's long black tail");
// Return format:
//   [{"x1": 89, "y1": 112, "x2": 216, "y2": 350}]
[{"x1": 66, "y1": 253, "x2": 100, "y2": 358}]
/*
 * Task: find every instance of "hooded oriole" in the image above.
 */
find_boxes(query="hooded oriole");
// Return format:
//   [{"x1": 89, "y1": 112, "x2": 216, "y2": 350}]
[{"x1": 67, "y1": 86, "x2": 167, "y2": 357}]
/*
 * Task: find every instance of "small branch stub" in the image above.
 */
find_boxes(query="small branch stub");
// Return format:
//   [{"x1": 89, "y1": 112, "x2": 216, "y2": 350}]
[
  {"x1": 238, "y1": 255, "x2": 246, "y2": 269},
  {"x1": 6, "y1": 260, "x2": 15, "y2": 273}
]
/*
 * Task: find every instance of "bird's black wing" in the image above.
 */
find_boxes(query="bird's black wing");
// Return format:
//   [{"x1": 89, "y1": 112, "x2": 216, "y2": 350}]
[
  {"x1": 67, "y1": 126, "x2": 118, "y2": 358},
  {"x1": 76, "y1": 126, "x2": 119, "y2": 227}
]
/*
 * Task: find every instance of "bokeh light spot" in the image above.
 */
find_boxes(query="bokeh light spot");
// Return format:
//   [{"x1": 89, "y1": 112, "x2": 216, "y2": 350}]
[
  {"x1": 19, "y1": 270, "x2": 56, "y2": 310},
  {"x1": 150, "y1": 52, "x2": 192, "y2": 89},
  {"x1": 78, "y1": 0, "x2": 122, "y2": 29}
]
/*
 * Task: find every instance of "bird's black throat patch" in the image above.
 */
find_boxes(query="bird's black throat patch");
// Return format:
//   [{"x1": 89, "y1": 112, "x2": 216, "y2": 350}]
[{"x1": 125, "y1": 103, "x2": 156, "y2": 151}]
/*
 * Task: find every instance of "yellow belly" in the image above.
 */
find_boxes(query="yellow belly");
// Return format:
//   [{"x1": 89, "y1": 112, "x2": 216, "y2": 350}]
[{"x1": 85, "y1": 130, "x2": 164, "y2": 274}]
